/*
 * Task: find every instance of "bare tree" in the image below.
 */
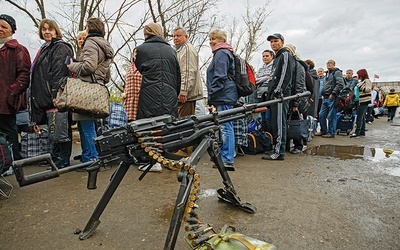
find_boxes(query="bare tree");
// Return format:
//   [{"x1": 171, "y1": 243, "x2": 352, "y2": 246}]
[
  {"x1": 226, "y1": 0, "x2": 272, "y2": 62},
  {"x1": 4, "y1": 0, "x2": 272, "y2": 91}
]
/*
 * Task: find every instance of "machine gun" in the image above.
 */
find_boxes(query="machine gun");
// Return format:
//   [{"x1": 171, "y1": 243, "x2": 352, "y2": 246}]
[{"x1": 13, "y1": 92, "x2": 310, "y2": 250}]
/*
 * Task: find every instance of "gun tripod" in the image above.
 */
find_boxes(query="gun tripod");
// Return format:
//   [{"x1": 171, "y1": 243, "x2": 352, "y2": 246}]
[{"x1": 78, "y1": 134, "x2": 256, "y2": 249}]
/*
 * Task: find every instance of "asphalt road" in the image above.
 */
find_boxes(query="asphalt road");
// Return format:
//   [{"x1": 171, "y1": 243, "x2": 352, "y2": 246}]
[{"x1": 0, "y1": 116, "x2": 399, "y2": 249}]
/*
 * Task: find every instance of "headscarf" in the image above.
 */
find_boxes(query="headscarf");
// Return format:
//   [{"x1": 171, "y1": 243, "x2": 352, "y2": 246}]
[{"x1": 144, "y1": 23, "x2": 163, "y2": 37}]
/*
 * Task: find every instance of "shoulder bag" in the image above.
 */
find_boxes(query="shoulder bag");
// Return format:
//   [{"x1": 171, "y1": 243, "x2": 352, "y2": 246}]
[
  {"x1": 287, "y1": 110, "x2": 310, "y2": 140},
  {"x1": 56, "y1": 67, "x2": 110, "y2": 118}
]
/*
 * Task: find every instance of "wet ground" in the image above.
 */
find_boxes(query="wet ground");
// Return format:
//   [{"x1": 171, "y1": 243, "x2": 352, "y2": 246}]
[{"x1": 0, "y1": 117, "x2": 399, "y2": 249}]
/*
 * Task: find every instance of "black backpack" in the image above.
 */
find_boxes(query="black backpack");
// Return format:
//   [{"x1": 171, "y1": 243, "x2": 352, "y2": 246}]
[
  {"x1": 232, "y1": 54, "x2": 256, "y2": 97},
  {"x1": 336, "y1": 82, "x2": 355, "y2": 112}
]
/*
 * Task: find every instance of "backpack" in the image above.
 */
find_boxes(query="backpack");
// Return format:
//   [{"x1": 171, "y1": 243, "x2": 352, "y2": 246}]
[
  {"x1": 232, "y1": 54, "x2": 256, "y2": 97},
  {"x1": 336, "y1": 83, "x2": 355, "y2": 112}
]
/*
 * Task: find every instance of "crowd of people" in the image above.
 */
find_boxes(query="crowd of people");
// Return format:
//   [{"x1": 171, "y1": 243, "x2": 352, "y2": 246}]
[{"x1": 1, "y1": 13, "x2": 399, "y2": 174}]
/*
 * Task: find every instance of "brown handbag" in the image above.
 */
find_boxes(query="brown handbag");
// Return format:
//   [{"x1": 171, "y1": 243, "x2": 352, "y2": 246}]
[{"x1": 56, "y1": 76, "x2": 110, "y2": 118}]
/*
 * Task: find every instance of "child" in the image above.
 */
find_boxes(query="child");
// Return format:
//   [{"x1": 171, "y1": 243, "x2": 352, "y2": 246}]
[{"x1": 382, "y1": 88, "x2": 400, "y2": 122}]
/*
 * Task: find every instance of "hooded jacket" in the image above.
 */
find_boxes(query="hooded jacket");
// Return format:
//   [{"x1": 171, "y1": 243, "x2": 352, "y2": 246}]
[
  {"x1": 135, "y1": 35, "x2": 181, "y2": 119},
  {"x1": 321, "y1": 67, "x2": 344, "y2": 98},
  {"x1": 0, "y1": 39, "x2": 31, "y2": 114},
  {"x1": 68, "y1": 34, "x2": 114, "y2": 121},
  {"x1": 68, "y1": 34, "x2": 114, "y2": 84},
  {"x1": 383, "y1": 92, "x2": 400, "y2": 107},
  {"x1": 30, "y1": 38, "x2": 73, "y2": 124},
  {"x1": 206, "y1": 43, "x2": 238, "y2": 106}
]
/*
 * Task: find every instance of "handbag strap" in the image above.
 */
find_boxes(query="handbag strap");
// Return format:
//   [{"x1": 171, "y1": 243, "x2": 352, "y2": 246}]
[{"x1": 76, "y1": 58, "x2": 106, "y2": 83}]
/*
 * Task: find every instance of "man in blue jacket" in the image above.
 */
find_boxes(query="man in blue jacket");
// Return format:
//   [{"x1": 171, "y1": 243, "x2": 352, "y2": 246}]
[{"x1": 262, "y1": 33, "x2": 295, "y2": 160}]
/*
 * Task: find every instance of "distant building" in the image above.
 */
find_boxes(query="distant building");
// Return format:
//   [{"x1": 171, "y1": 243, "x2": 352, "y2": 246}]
[{"x1": 375, "y1": 81, "x2": 400, "y2": 94}]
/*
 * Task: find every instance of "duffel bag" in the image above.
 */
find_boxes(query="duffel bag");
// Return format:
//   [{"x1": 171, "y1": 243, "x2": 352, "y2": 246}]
[{"x1": 244, "y1": 130, "x2": 273, "y2": 155}]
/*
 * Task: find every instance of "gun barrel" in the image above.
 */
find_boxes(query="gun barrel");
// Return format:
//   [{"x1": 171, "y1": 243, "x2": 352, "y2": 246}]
[{"x1": 196, "y1": 91, "x2": 311, "y2": 123}]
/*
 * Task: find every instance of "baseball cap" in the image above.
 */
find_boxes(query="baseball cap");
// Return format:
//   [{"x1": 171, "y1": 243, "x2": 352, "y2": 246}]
[{"x1": 267, "y1": 33, "x2": 284, "y2": 41}]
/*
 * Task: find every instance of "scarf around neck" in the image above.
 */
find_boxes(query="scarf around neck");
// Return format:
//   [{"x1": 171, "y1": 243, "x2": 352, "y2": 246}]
[{"x1": 212, "y1": 42, "x2": 234, "y2": 54}]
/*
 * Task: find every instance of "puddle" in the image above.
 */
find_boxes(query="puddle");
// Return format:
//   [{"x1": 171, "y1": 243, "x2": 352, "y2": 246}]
[{"x1": 304, "y1": 145, "x2": 399, "y2": 160}]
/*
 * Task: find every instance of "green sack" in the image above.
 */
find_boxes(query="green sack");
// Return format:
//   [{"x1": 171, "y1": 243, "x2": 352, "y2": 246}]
[{"x1": 186, "y1": 225, "x2": 276, "y2": 250}]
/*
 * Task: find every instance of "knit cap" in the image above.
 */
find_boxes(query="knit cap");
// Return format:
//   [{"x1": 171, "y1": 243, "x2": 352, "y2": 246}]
[{"x1": 0, "y1": 14, "x2": 17, "y2": 33}]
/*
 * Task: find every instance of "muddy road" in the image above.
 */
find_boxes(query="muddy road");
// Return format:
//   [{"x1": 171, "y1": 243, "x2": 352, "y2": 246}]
[{"x1": 1, "y1": 117, "x2": 399, "y2": 249}]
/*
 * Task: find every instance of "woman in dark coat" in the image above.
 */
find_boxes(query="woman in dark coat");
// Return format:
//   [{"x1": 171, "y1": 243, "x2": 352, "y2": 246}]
[
  {"x1": 30, "y1": 19, "x2": 73, "y2": 168},
  {"x1": 134, "y1": 22, "x2": 181, "y2": 119}
]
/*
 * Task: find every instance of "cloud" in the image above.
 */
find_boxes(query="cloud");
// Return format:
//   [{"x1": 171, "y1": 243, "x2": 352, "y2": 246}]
[{"x1": 243, "y1": 0, "x2": 400, "y2": 81}]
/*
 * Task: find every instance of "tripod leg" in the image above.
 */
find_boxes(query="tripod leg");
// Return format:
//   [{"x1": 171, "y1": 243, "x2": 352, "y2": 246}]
[
  {"x1": 208, "y1": 140, "x2": 257, "y2": 214},
  {"x1": 164, "y1": 137, "x2": 212, "y2": 250},
  {"x1": 79, "y1": 161, "x2": 130, "y2": 240}
]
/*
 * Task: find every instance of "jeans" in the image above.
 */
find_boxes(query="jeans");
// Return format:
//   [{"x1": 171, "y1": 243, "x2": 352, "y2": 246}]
[
  {"x1": 354, "y1": 103, "x2": 368, "y2": 135},
  {"x1": 78, "y1": 120, "x2": 98, "y2": 163},
  {"x1": 319, "y1": 98, "x2": 337, "y2": 136},
  {"x1": 258, "y1": 98, "x2": 271, "y2": 132},
  {"x1": 216, "y1": 105, "x2": 235, "y2": 164}
]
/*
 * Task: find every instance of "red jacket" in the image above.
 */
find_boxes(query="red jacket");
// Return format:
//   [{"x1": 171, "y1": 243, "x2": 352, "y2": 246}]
[{"x1": 0, "y1": 39, "x2": 31, "y2": 114}]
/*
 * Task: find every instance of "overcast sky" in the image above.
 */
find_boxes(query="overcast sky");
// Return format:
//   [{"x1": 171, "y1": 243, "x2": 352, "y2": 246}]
[
  {"x1": 223, "y1": 0, "x2": 400, "y2": 82},
  {"x1": 5, "y1": 0, "x2": 400, "y2": 82}
]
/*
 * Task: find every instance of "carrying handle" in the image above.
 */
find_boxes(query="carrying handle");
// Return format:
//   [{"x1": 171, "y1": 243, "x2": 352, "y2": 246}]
[{"x1": 288, "y1": 109, "x2": 303, "y2": 121}]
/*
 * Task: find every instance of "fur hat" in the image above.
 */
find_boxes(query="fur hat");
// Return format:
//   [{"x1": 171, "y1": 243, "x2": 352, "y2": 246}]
[
  {"x1": 144, "y1": 23, "x2": 163, "y2": 37},
  {"x1": 0, "y1": 14, "x2": 17, "y2": 33}
]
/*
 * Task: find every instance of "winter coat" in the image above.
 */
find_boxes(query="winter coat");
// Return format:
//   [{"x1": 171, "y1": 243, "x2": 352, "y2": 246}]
[
  {"x1": 68, "y1": 34, "x2": 114, "y2": 84},
  {"x1": 206, "y1": 46, "x2": 238, "y2": 106},
  {"x1": 308, "y1": 68, "x2": 320, "y2": 117},
  {"x1": 68, "y1": 34, "x2": 114, "y2": 121},
  {"x1": 0, "y1": 39, "x2": 31, "y2": 114},
  {"x1": 321, "y1": 67, "x2": 344, "y2": 98},
  {"x1": 290, "y1": 57, "x2": 306, "y2": 107},
  {"x1": 175, "y1": 41, "x2": 203, "y2": 101},
  {"x1": 383, "y1": 92, "x2": 400, "y2": 107},
  {"x1": 267, "y1": 47, "x2": 295, "y2": 100},
  {"x1": 135, "y1": 35, "x2": 181, "y2": 119},
  {"x1": 30, "y1": 38, "x2": 73, "y2": 124},
  {"x1": 356, "y1": 79, "x2": 372, "y2": 105}
]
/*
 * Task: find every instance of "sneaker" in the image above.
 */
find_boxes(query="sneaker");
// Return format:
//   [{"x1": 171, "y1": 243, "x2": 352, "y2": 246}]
[
  {"x1": 367, "y1": 121, "x2": 372, "y2": 124},
  {"x1": 314, "y1": 132, "x2": 326, "y2": 136},
  {"x1": 389, "y1": 119, "x2": 394, "y2": 123},
  {"x1": 322, "y1": 134, "x2": 335, "y2": 138},
  {"x1": 262, "y1": 153, "x2": 285, "y2": 160},
  {"x1": 302, "y1": 145, "x2": 308, "y2": 151},
  {"x1": 138, "y1": 163, "x2": 163, "y2": 172},
  {"x1": 290, "y1": 148, "x2": 301, "y2": 154},
  {"x1": 350, "y1": 133, "x2": 360, "y2": 138}
]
